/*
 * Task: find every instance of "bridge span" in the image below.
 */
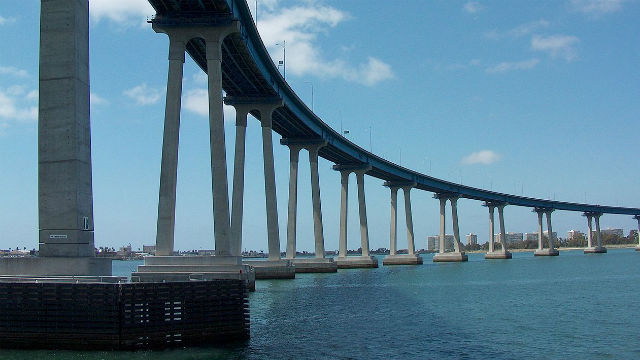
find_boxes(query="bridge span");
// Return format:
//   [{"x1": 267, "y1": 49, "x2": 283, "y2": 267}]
[{"x1": 135, "y1": 0, "x2": 640, "y2": 278}]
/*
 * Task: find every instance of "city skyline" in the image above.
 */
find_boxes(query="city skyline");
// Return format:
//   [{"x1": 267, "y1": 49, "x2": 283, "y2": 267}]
[{"x1": 1, "y1": 0, "x2": 639, "y2": 252}]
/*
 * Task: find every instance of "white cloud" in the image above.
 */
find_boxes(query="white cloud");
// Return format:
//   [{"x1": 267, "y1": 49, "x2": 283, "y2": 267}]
[
  {"x1": 123, "y1": 83, "x2": 161, "y2": 105},
  {"x1": 463, "y1": 2, "x2": 483, "y2": 14},
  {"x1": 183, "y1": 88, "x2": 235, "y2": 122},
  {"x1": 89, "y1": 0, "x2": 153, "y2": 26},
  {"x1": 257, "y1": 3, "x2": 393, "y2": 86},
  {"x1": 486, "y1": 20, "x2": 550, "y2": 39},
  {"x1": 0, "y1": 15, "x2": 16, "y2": 25},
  {"x1": 0, "y1": 87, "x2": 38, "y2": 126},
  {"x1": 0, "y1": 65, "x2": 28, "y2": 78},
  {"x1": 570, "y1": 0, "x2": 625, "y2": 15},
  {"x1": 531, "y1": 34, "x2": 580, "y2": 62},
  {"x1": 461, "y1": 150, "x2": 501, "y2": 165},
  {"x1": 91, "y1": 92, "x2": 108, "y2": 106},
  {"x1": 485, "y1": 58, "x2": 540, "y2": 73}
]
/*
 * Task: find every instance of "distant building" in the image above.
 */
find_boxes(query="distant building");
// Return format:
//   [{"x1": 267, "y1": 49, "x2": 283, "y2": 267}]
[
  {"x1": 495, "y1": 232, "x2": 523, "y2": 244},
  {"x1": 567, "y1": 230, "x2": 583, "y2": 240},
  {"x1": 525, "y1": 231, "x2": 557, "y2": 241},
  {"x1": 466, "y1": 233, "x2": 477, "y2": 246},
  {"x1": 142, "y1": 245, "x2": 156, "y2": 254},
  {"x1": 427, "y1": 235, "x2": 454, "y2": 251}
]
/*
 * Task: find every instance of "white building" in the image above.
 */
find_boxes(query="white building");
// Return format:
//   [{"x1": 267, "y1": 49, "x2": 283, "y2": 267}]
[
  {"x1": 427, "y1": 235, "x2": 455, "y2": 251},
  {"x1": 567, "y1": 230, "x2": 583, "y2": 240},
  {"x1": 495, "y1": 232, "x2": 523, "y2": 244},
  {"x1": 466, "y1": 233, "x2": 478, "y2": 246}
]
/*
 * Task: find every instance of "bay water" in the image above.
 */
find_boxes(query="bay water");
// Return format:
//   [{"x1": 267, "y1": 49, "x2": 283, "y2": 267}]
[{"x1": 2, "y1": 249, "x2": 639, "y2": 359}]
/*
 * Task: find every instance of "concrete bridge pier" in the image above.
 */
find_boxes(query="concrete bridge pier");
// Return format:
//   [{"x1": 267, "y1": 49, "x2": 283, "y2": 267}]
[
  {"x1": 584, "y1": 212, "x2": 607, "y2": 254},
  {"x1": 383, "y1": 182, "x2": 422, "y2": 265},
  {"x1": 484, "y1": 202, "x2": 512, "y2": 259},
  {"x1": 534, "y1": 208, "x2": 559, "y2": 256},
  {"x1": 134, "y1": 22, "x2": 255, "y2": 288},
  {"x1": 280, "y1": 139, "x2": 336, "y2": 273},
  {"x1": 433, "y1": 194, "x2": 468, "y2": 262},
  {"x1": 635, "y1": 215, "x2": 640, "y2": 251},
  {"x1": 332, "y1": 165, "x2": 378, "y2": 268},
  {"x1": 242, "y1": 101, "x2": 295, "y2": 279}
]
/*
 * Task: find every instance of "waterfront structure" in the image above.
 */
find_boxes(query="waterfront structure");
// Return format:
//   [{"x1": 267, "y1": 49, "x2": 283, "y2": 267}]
[
  {"x1": 382, "y1": 182, "x2": 423, "y2": 265},
  {"x1": 534, "y1": 209, "x2": 559, "y2": 256},
  {"x1": 466, "y1": 234, "x2": 478, "y2": 246},
  {"x1": 567, "y1": 230, "x2": 584, "y2": 240},
  {"x1": 583, "y1": 212, "x2": 607, "y2": 254},
  {"x1": 0, "y1": 0, "x2": 111, "y2": 276},
  {"x1": 427, "y1": 235, "x2": 454, "y2": 252},
  {"x1": 495, "y1": 232, "x2": 524, "y2": 244},
  {"x1": 484, "y1": 202, "x2": 512, "y2": 259},
  {"x1": 8, "y1": 0, "x2": 640, "y2": 285}
]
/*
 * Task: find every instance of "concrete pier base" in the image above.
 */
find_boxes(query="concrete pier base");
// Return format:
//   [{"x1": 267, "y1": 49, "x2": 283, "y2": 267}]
[
  {"x1": 290, "y1": 258, "x2": 337, "y2": 273},
  {"x1": 0, "y1": 257, "x2": 112, "y2": 276},
  {"x1": 485, "y1": 251, "x2": 512, "y2": 260},
  {"x1": 433, "y1": 252, "x2": 468, "y2": 262},
  {"x1": 382, "y1": 254, "x2": 423, "y2": 265},
  {"x1": 534, "y1": 248, "x2": 559, "y2": 256},
  {"x1": 133, "y1": 255, "x2": 255, "y2": 291},
  {"x1": 243, "y1": 259, "x2": 295, "y2": 279},
  {"x1": 636, "y1": 246, "x2": 640, "y2": 251},
  {"x1": 584, "y1": 246, "x2": 607, "y2": 254},
  {"x1": 334, "y1": 256, "x2": 379, "y2": 269}
]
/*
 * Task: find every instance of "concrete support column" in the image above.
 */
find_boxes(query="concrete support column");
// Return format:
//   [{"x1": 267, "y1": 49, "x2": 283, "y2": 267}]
[
  {"x1": 439, "y1": 197, "x2": 447, "y2": 254},
  {"x1": 498, "y1": 205, "x2": 508, "y2": 253},
  {"x1": 155, "y1": 36, "x2": 186, "y2": 256},
  {"x1": 537, "y1": 210, "x2": 544, "y2": 251},
  {"x1": 546, "y1": 211, "x2": 555, "y2": 250},
  {"x1": 203, "y1": 24, "x2": 239, "y2": 256},
  {"x1": 230, "y1": 107, "x2": 250, "y2": 257},
  {"x1": 594, "y1": 214, "x2": 603, "y2": 248},
  {"x1": 586, "y1": 214, "x2": 594, "y2": 248},
  {"x1": 488, "y1": 205, "x2": 495, "y2": 253},
  {"x1": 339, "y1": 171, "x2": 350, "y2": 257},
  {"x1": 308, "y1": 145, "x2": 326, "y2": 258},
  {"x1": 403, "y1": 186, "x2": 416, "y2": 255},
  {"x1": 450, "y1": 197, "x2": 462, "y2": 253},
  {"x1": 355, "y1": 170, "x2": 370, "y2": 257},
  {"x1": 285, "y1": 145, "x2": 301, "y2": 259},
  {"x1": 259, "y1": 109, "x2": 281, "y2": 261},
  {"x1": 389, "y1": 187, "x2": 399, "y2": 256},
  {"x1": 635, "y1": 215, "x2": 640, "y2": 250}
]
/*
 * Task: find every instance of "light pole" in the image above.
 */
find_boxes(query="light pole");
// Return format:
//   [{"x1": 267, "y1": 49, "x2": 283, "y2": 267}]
[
  {"x1": 276, "y1": 40, "x2": 286, "y2": 79},
  {"x1": 304, "y1": 81, "x2": 314, "y2": 112}
]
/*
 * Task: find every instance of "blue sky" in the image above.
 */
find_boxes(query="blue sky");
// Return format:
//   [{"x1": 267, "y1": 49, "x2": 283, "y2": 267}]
[{"x1": 1, "y1": 0, "x2": 639, "y2": 252}]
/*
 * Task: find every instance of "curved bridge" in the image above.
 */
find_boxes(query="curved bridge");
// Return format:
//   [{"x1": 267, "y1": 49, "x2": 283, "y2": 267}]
[
  {"x1": 138, "y1": 0, "x2": 640, "y2": 277},
  {"x1": 148, "y1": 0, "x2": 637, "y2": 215}
]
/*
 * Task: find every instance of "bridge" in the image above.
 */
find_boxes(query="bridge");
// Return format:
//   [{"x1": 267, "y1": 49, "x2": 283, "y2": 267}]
[
  {"x1": 2, "y1": 0, "x2": 638, "y2": 284},
  {"x1": 129, "y1": 0, "x2": 640, "y2": 279}
]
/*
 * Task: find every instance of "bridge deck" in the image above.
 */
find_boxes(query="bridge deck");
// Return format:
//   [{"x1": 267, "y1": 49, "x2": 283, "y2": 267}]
[{"x1": 146, "y1": 0, "x2": 640, "y2": 216}]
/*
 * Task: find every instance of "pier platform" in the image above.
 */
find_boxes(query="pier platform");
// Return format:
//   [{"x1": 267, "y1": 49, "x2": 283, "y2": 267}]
[
  {"x1": 584, "y1": 246, "x2": 607, "y2": 254},
  {"x1": 485, "y1": 251, "x2": 512, "y2": 259},
  {"x1": 133, "y1": 255, "x2": 255, "y2": 291},
  {"x1": 243, "y1": 259, "x2": 296, "y2": 279},
  {"x1": 534, "y1": 248, "x2": 560, "y2": 256},
  {"x1": 433, "y1": 252, "x2": 468, "y2": 262},
  {"x1": 382, "y1": 254, "x2": 423, "y2": 265},
  {"x1": 290, "y1": 258, "x2": 338, "y2": 273},
  {"x1": 334, "y1": 256, "x2": 379, "y2": 269},
  {"x1": 0, "y1": 279, "x2": 249, "y2": 350}
]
